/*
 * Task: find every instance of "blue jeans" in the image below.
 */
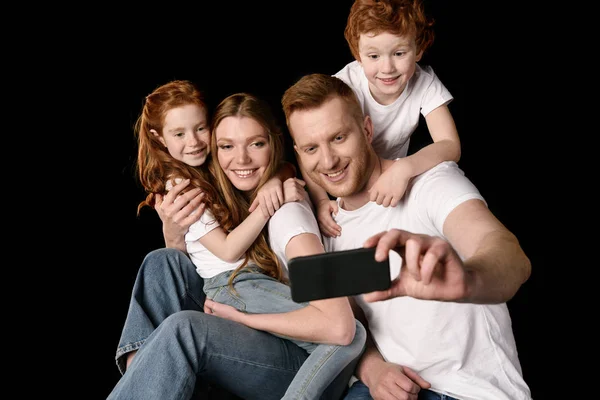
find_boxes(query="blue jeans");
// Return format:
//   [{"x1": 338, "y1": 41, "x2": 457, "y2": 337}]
[
  {"x1": 110, "y1": 248, "x2": 359, "y2": 400},
  {"x1": 204, "y1": 268, "x2": 366, "y2": 400},
  {"x1": 344, "y1": 380, "x2": 459, "y2": 400}
]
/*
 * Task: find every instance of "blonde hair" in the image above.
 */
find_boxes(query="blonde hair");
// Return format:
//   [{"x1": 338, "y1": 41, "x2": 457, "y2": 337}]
[{"x1": 210, "y1": 93, "x2": 287, "y2": 287}]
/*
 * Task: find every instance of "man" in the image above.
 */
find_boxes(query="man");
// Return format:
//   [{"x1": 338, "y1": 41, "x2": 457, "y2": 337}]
[{"x1": 281, "y1": 73, "x2": 532, "y2": 400}]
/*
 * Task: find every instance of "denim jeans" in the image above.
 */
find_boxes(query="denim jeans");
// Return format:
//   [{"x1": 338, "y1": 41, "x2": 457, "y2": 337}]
[
  {"x1": 110, "y1": 248, "x2": 358, "y2": 400},
  {"x1": 204, "y1": 268, "x2": 366, "y2": 400},
  {"x1": 344, "y1": 380, "x2": 460, "y2": 400}
]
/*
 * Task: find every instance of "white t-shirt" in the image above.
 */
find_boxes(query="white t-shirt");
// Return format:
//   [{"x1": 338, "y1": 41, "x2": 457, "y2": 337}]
[
  {"x1": 184, "y1": 190, "x2": 322, "y2": 279},
  {"x1": 334, "y1": 61, "x2": 453, "y2": 159},
  {"x1": 185, "y1": 209, "x2": 246, "y2": 279},
  {"x1": 323, "y1": 162, "x2": 531, "y2": 400},
  {"x1": 267, "y1": 192, "x2": 323, "y2": 276}
]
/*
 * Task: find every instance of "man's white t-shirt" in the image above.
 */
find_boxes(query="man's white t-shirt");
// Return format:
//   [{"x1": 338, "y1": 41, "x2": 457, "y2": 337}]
[
  {"x1": 323, "y1": 162, "x2": 531, "y2": 400},
  {"x1": 334, "y1": 61, "x2": 453, "y2": 159}
]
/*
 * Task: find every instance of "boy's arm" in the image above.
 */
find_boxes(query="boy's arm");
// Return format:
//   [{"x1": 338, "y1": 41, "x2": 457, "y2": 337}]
[
  {"x1": 369, "y1": 105, "x2": 461, "y2": 207},
  {"x1": 401, "y1": 104, "x2": 461, "y2": 174}
]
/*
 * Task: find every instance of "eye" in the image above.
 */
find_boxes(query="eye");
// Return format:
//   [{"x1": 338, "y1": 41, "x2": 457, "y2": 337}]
[
  {"x1": 333, "y1": 135, "x2": 345, "y2": 143},
  {"x1": 304, "y1": 146, "x2": 316, "y2": 154},
  {"x1": 367, "y1": 54, "x2": 379, "y2": 60},
  {"x1": 218, "y1": 144, "x2": 233, "y2": 151},
  {"x1": 394, "y1": 51, "x2": 406, "y2": 57},
  {"x1": 175, "y1": 132, "x2": 184, "y2": 138},
  {"x1": 251, "y1": 141, "x2": 266, "y2": 148},
  {"x1": 197, "y1": 125, "x2": 206, "y2": 132}
]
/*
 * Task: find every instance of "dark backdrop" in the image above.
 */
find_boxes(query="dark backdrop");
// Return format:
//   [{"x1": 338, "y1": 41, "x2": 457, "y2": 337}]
[{"x1": 96, "y1": 2, "x2": 548, "y2": 398}]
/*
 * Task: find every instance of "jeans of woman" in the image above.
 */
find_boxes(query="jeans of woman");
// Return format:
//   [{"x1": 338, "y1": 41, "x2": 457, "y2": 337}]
[
  {"x1": 344, "y1": 380, "x2": 460, "y2": 400},
  {"x1": 109, "y1": 248, "x2": 359, "y2": 400},
  {"x1": 204, "y1": 268, "x2": 366, "y2": 400}
]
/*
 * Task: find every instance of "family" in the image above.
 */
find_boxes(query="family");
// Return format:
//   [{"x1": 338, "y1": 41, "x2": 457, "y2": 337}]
[{"x1": 109, "y1": 1, "x2": 532, "y2": 399}]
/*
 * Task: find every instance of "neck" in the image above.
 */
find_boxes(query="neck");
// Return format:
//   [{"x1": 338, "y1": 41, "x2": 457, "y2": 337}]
[{"x1": 339, "y1": 152, "x2": 382, "y2": 211}]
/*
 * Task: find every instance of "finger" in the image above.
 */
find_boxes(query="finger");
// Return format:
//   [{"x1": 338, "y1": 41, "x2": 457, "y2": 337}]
[
  {"x1": 402, "y1": 366, "x2": 431, "y2": 390},
  {"x1": 248, "y1": 197, "x2": 259, "y2": 212},
  {"x1": 363, "y1": 276, "x2": 404, "y2": 302},
  {"x1": 363, "y1": 231, "x2": 387, "y2": 249},
  {"x1": 260, "y1": 199, "x2": 270, "y2": 218},
  {"x1": 369, "y1": 189, "x2": 378, "y2": 202},
  {"x1": 404, "y1": 237, "x2": 422, "y2": 281},
  {"x1": 390, "y1": 197, "x2": 399, "y2": 207},
  {"x1": 420, "y1": 240, "x2": 447, "y2": 285},
  {"x1": 318, "y1": 222, "x2": 337, "y2": 238},
  {"x1": 325, "y1": 216, "x2": 341, "y2": 237},
  {"x1": 266, "y1": 196, "x2": 276, "y2": 216},
  {"x1": 382, "y1": 195, "x2": 392, "y2": 208},
  {"x1": 277, "y1": 187, "x2": 284, "y2": 206},
  {"x1": 169, "y1": 178, "x2": 191, "y2": 197},
  {"x1": 271, "y1": 192, "x2": 281, "y2": 211},
  {"x1": 366, "y1": 230, "x2": 406, "y2": 262},
  {"x1": 154, "y1": 194, "x2": 164, "y2": 211},
  {"x1": 330, "y1": 200, "x2": 339, "y2": 214},
  {"x1": 296, "y1": 178, "x2": 306, "y2": 186}
]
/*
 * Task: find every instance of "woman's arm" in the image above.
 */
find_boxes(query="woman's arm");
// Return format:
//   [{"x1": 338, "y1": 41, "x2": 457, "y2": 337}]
[{"x1": 205, "y1": 232, "x2": 357, "y2": 345}]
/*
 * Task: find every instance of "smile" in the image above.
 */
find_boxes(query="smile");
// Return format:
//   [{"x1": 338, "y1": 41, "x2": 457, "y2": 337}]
[
  {"x1": 322, "y1": 165, "x2": 348, "y2": 182},
  {"x1": 187, "y1": 148, "x2": 206, "y2": 155},
  {"x1": 233, "y1": 169, "x2": 258, "y2": 178}
]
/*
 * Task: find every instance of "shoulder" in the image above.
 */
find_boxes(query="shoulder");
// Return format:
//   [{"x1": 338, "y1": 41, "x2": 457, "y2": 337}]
[{"x1": 334, "y1": 60, "x2": 363, "y2": 85}]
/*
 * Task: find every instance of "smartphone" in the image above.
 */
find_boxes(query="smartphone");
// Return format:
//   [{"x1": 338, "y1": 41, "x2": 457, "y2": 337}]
[{"x1": 288, "y1": 247, "x2": 391, "y2": 303}]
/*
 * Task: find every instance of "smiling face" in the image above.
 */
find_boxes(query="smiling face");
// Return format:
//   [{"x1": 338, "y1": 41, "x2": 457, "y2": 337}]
[
  {"x1": 358, "y1": 31, "x2": 422, "y2": 105},
  {"x1": 155, "y1": 103, "x2": 210, "y2": 167},
  {"x1": 215, "y1": 115, "x2": 272, "y2": 192},
  {"x1": 290, "y1": 96, "x2": 374, "y2": 198}
]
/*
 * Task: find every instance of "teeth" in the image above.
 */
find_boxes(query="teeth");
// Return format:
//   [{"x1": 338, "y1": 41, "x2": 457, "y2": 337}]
[
  {"x1": 234, "y1": 169, "x2": 255, "y2": 177},
  {"x1": 326, "y1": 169, "x2": 344, "y2": 178}
]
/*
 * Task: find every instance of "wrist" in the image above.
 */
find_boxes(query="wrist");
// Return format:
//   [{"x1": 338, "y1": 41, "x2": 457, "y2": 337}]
[{"x1": 356, "y1": 353, "x2": 385, "y2": 386}]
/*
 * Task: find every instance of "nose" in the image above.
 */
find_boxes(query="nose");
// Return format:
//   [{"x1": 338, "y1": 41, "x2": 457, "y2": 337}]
[
  {"x1": 381, "y1": 56, "x2": 395, "y2": 74},
  {"x1": 320, "y1": 146, "x2": 338, "y2": 170},
  {"x1": 187, "y1": 133, "x2": 202, "y2": 147},
  {"x1": 236, "y1": 147, "x2": 251, "y2": 164}
]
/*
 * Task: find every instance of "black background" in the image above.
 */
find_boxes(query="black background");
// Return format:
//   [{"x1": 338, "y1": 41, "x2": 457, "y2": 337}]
[{"x1": 94, "y1": 1, "x2": 550, "y2": 398}]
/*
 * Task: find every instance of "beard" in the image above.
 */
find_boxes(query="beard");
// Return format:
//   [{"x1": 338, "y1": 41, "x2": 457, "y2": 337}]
[{"x1": 310, "y1": 148, "x2": 372, "y2": 199}]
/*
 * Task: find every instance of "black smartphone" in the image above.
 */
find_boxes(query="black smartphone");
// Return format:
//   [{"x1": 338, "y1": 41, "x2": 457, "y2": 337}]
[{"x1": 288, "y1": 247, "x2": 391, "y2": 303}]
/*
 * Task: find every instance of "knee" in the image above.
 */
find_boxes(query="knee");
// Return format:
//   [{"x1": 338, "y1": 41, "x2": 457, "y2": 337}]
[
  {"x1": 162, "y1": 310, "x2": 208, "y2": 339},
  {"x1": 139, "y1": 248, "x2": 187, "y2": 280}
]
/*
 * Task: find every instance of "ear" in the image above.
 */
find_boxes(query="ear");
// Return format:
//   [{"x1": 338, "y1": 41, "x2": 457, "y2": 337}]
[
  {"x1": 363, "y1": 115, "x2": 374, "y2": 143},
  {"x1": 293, "y1": 143, "x2": 299, "y2": 154},
  {"x1": 151, "y1": 129, "x2": 167, "y2": 147},
  {"x1": 415, "y1": 49, "x2": 423, "y2": 62}
]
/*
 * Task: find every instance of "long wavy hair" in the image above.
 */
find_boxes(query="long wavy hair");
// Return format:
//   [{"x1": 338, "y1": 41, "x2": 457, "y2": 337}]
[
  {"x1": 134, "y1": 80, "x2": 220, "y2": 217},
  {"x1": 344, "y1": 0, "x2": 435, "y2": 61},
  {"x1": 209, "y1": 93, "x2": 287, "y2": 287}
]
